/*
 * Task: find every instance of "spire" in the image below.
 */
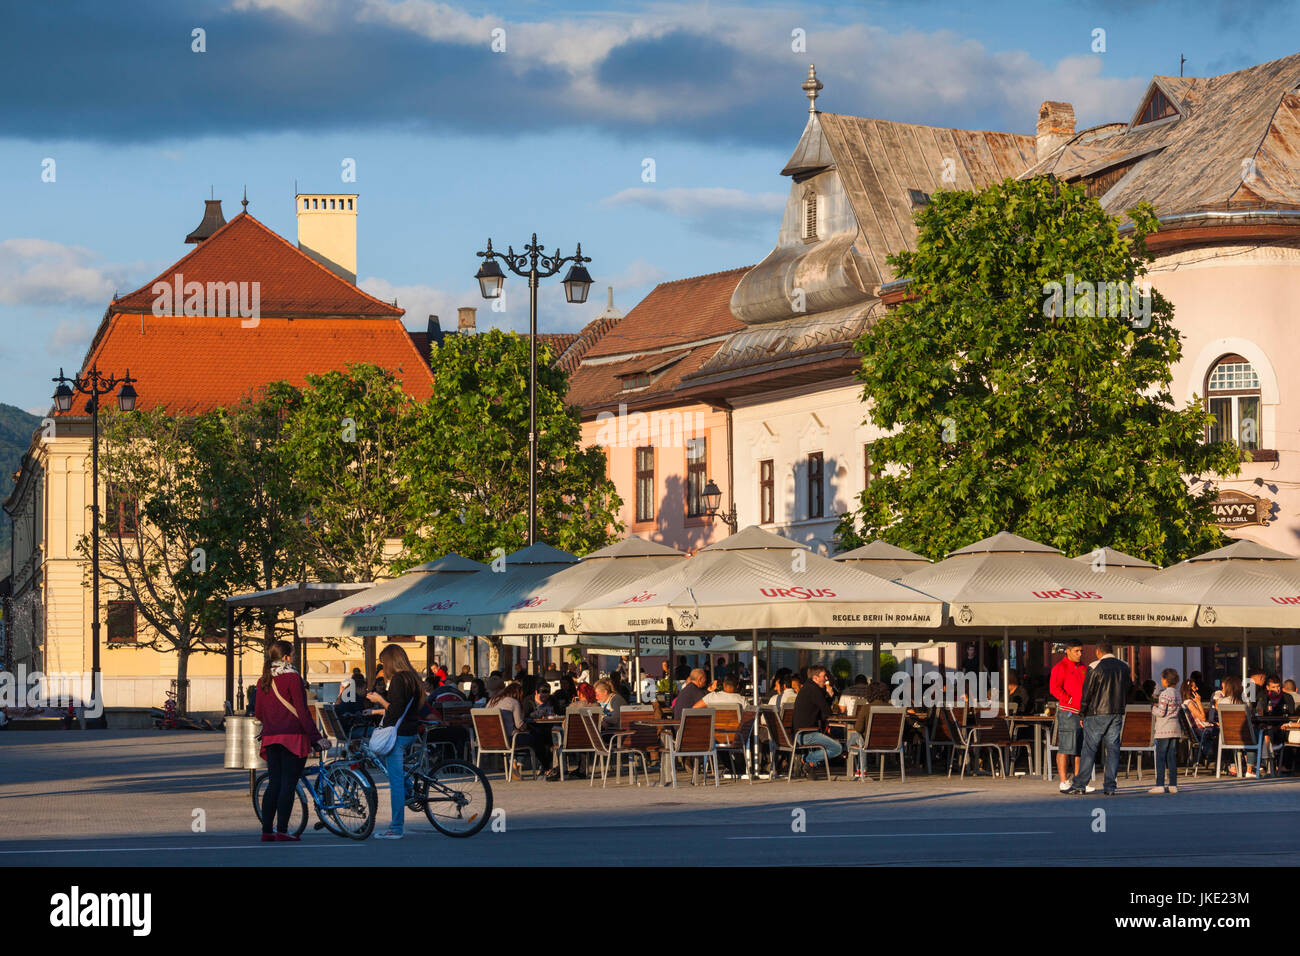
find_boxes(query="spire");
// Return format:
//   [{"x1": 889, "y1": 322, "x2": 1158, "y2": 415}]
[
  {"x1": 241, "y1": 185, "x2": 248, "y2": 212},
  {"x1": 802, "y1": 63, "x2": 823, "y2": 113}
]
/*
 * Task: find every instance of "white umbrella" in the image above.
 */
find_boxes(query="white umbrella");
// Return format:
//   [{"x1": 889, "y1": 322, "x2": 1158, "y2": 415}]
[
  {"x1": 833, "y1": 540, "x2": 932, "y2": 581},
  {"x1": 467, "y1": 536, "x2": 686, "y2": 636},
  {"x1": 1071, "y1": 547, "x2": 1159, "y2": 580},
  {"x1": 572, "y1": 525, "x2": 944, "y2": 634},
  {"x1": 296, "y1": 553, "x2": 487, "y2": 638},
  {"x1": 399, "y1": 542, "x2": 580, "y2": 637},
  {"x1": 899, "y1": 531, "x2": 1196, "y2": 629},
  {"x1": 1146, "y1": 539, "x2": 1300, "y2": 629}
]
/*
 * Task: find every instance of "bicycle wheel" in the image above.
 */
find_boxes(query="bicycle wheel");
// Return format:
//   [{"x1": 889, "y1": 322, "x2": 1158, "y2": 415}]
[
  {"x1": 321, "y1": 765, "x2": 377, "y2": 840},
  {"x1": 422, "y1": 759, "x2": 492, "y2": 838},
  {"x1": 252, "y1": 771, "x2": 308, "y2": 837}
]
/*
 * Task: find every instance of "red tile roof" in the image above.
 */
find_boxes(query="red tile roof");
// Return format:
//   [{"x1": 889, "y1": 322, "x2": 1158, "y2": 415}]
[
  {"x1": 59, "y1": 313, "x2": 433, "y2": 416},
  {"x1": 112, "y1": 213, "x2": 403, "y2": 318},
  {"x1": 580, "y1": 267, "x2": 751, "y2": 359},
  {"x1": 566, "y1": 342, "x2": 726, "y2": 415}
]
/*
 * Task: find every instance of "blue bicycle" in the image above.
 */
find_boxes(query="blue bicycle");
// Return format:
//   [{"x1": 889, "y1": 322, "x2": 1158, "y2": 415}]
[{"x1": 252, "y1": 748, "x2": 377, "y2": 839}]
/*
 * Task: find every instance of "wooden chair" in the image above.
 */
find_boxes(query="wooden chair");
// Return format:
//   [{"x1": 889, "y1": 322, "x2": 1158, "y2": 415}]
[
  {"x1": 1118, "y1": 705, "x2": 1155, "y2": 781},
  {"x1": 929, "y1": 706, "x2": 961, "y2": 775},
  {"x1": 1216, "y1": 704, "x2": 1263, "y2": 778},
  {"x1": 664, "y1": 709, "x2": 720, "y2": 787},
  {"x1": 556, "y1": 709, "x2": 603, "y2": 783},
  {"x1": 1177, "y1": 706, "x2": 1208, "y2": 777},
  {"x1": 579, "y1": 711, "x2": 641, "y2": 788},
  {"x1": 614, "y1": 704, "x2": 657, "y2": 784},
  {"x1": 711, "y1": 704, "x2": 746, "y2": 778},
  {"x1": 943, "y1": 707, "x2": 1002, "y2": 778},
  {"x1": 762, "y1": 708, "x2": 833, "y2": 781},
  {"x1": 973, "y1": 717, "x2": 1034, "y2": 777},
  {"x1": 441, "y1": 701, "x2": 474, "y2": 758},
  {"x1": 469, "y1": 708, "x2": 537, "y2": 783},
  {"x1": 850, "y1": 705, "x2": 907, "y2": 781}
]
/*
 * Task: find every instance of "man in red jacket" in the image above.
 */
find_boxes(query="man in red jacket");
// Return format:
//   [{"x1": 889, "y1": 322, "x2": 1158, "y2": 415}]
[{"x1": 1050, "y1": 639, "x2": 1089, "y2": 792}]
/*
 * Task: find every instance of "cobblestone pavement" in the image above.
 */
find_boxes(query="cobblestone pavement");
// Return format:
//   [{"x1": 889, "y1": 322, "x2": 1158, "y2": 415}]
[{"x1": 2, "y1": 730, "x2": 1297, "y2": 866}]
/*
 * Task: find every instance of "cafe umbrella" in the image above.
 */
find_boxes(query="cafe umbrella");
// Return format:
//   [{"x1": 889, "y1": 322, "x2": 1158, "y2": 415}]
[
  {"x1": 898, "y1": 531, "x2": 1198, "y2": 712},
  {"x1": 1144, "y1": 539, "x2": 1300, "y2": 680},
  {"x1": 833, "y1": 540, "x2": 934, "y2": 677},
  {"x1": 572, "y1": 525, "x2": 943, "y2": 775}
]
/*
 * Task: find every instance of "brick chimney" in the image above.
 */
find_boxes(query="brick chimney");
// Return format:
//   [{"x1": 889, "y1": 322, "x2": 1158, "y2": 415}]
[
  {"x1": 1036, "y1": 101, "x2": 1075, "y2": 162},
  {"x1": 457, "y1": 307, "x2": 477, "y2": 334}
]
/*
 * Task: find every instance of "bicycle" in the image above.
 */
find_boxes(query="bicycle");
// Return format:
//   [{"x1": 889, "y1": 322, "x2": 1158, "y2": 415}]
[
  {"x1": 339, "y1": 721, "x2": 492, "y2": 838},
  {"x1": 252, "y1": 747, "x2": 377, "y2": 840}
]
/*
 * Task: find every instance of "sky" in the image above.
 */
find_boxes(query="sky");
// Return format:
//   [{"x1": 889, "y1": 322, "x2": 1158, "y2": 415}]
[{"x1": 2, "y1": 0, "x2": 1298, "y2": 412}]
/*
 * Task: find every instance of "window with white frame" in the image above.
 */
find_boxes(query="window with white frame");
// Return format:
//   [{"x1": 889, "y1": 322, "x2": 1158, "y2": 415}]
[{"x1": 1206, "y1": 354, "x2": 1260, "y2": 451}]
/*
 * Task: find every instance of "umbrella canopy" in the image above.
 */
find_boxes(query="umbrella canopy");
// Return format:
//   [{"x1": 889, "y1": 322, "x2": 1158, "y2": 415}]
[
  {"x1": 571, "y1": 525, "x2": 944, "y2": 634},
  {"x1": 466, "y1": 536, "x2": 687, "y2": 636},
  {"x1": 1146, "y1": 539, "x2": 1300, "y2": 628},
  {"x1": 833, "y1": 540, "x2": 932, "y2": 580},
  {"x1": 295, "y1": 553, "x2": 487, "y2": 638},
  {"x1": 899, "y1": 531, "x2": 1196, "y2": 629},
  {"x1": 395, "y1": 542, "x2": 580, "y2": 637},
  {"x1": 1071, "y1": 547, "x2": 1159, "y2": 580},
  {"x1": 503, "y1": 632, "x2": 936, "y2": 653}
]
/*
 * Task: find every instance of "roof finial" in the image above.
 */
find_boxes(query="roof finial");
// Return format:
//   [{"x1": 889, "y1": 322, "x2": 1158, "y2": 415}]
[
  {"x1": 607, "y1": 285, "x2": 614, "y2": 309},
  {"x1": 802, "y1": 63, "x2": 823, "y2": 113},
  {"x1": 241, "y1": 185, "x2": 248, "y2": 212}
]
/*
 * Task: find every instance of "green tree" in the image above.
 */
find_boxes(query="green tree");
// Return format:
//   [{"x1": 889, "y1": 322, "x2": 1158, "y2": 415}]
[
  {"x1": 192, "y1": 383, "x2": 308, "y2": 646},
  {"x1": 280, "y1": 364, "x2": 417, "y2": 583},
  {"x1": 835, "y1": 177, "x2": 1239, "y2": 565},
  {"x1": 84, "y1": 408, "x2": 245, "y2": 711},
  {"x1": 398, "y1": 330, "x2": 622, "y2": 667}
]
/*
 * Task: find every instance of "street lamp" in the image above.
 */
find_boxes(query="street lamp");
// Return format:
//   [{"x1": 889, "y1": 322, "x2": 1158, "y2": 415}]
[
  {"x1": 52, "y1": 365, "x2": 139, "y2": 727},
  {"x1": 473, "y1": 234, "x2": 593, "y2": 545},
  {"x1": 702, "y1": 478, "x2": 738, "y2": 531}
]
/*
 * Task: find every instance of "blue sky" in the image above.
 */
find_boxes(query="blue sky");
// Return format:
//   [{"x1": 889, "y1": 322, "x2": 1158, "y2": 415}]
[{"x1": 2, "y1": 0, "x2": 1298, "y2": 411}]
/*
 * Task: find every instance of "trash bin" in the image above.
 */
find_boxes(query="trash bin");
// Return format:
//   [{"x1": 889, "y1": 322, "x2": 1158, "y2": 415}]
[
  {"x1": 224, "y1": 716, "x2": 246, "y2": 769},
  {"x1": 242, "y1": 718, "x2": 266, "y2": 771}
]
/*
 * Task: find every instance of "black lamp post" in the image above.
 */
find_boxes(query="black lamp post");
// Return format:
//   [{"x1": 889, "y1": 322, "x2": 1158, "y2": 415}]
[
  {"x1": 474, "y1": 234, "x2": 593, "y2": 545},
  {"x1": 53, "y1": 365, "x2": 138, "y2": 726},
  {"x1": 702, "y1": 478, "x2": 738, "y2": 531}
]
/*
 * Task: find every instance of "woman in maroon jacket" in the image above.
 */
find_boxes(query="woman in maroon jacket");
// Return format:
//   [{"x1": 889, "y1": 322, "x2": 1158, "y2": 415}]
[{"x1": 254, "y1": 640, "x2": 323, "y2": 841}]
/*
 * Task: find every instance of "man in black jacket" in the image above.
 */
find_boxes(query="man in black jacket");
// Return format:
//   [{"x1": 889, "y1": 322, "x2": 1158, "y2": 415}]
[{"x1": 1065, "y1": 640, "x2": 1131, "y2": 796}]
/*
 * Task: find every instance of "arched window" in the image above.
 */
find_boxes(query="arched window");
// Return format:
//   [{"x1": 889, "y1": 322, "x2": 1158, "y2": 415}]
[
  {"x1": 801, "y1": 188, "x2": 818, "y2": 241},
  {"x1": 1206, "y1": 354, "x2": 1260, "y2": 450}
]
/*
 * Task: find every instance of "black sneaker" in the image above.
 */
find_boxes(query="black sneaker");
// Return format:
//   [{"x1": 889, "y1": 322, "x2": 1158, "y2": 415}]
[
  {"x1": 1062, "y1": 787, "x2": 1086, "y2": 795},
  {"x1": 544, "y1": 768, "x2": 560, "y2": 782},
  {"x1": 1102, "y1": 789, "x2": 1117, "y2": 795}
]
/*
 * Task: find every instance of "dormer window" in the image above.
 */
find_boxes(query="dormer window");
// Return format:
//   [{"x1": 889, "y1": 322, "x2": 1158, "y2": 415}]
[
  {"x1": 620, "y1": 371, "x2": 652, "y2": 391},
  {"x1": 801, "y1": 188, "x2": 819, "y2": 241},
  {"x1": 1135, "y1": 87, "x2": 1178, "y2": 127}
]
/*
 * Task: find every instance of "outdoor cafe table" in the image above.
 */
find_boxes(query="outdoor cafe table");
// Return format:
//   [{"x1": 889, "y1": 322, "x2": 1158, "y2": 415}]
[{"x1": 1005, "y1": 715, "x2": 1054, "y2": 778}]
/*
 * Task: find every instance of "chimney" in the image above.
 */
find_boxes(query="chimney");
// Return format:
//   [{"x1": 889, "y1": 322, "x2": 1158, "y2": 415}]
[
  {"x1": 427, "y1": 314, "x2": 443, "y2": 346},
  {"x1": 457, "y1": 307, "x2": 477, "y2": 334},
  {"x1": 1036, "y1": 101, "x2": 1075, "y2": 162},
  {"x1": 295, "y1": 193, "x2": 358, "y2": 284},
  {"x1": 185, "y1": 199, "x2": 226, "y2": 244}
]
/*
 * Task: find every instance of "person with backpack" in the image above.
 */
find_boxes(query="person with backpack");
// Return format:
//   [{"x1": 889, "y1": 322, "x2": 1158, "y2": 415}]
[
  {"x1": 365, "y1": 645, "x2": 426, "y2": 839},
  {"x1": 254, "y1": 640, "x2": 324, "y2": 842}
]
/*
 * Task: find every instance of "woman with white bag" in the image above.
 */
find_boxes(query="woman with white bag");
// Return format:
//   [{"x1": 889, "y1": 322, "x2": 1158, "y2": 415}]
[{"x1": 365, "y1": 645, "x2": 426, "y2": 840}]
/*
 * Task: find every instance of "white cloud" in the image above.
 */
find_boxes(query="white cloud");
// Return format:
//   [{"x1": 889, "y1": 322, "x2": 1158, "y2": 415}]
[
  {"x1": 46, "y1": 319, "x2": 97, "y2": 358},
  {"x1": 604, "y1": 187, "x2": 786, "y2": 218},
  {"x1": 0, "y1": 239, "x2": 132, "y2": 307}
]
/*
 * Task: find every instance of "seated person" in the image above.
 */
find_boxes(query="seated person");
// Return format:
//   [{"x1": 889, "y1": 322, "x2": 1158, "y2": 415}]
[
  {"x1": 836, "y1": 675, "x2": 872, "y2": 713},
  {"x1": 671, "y1": 669, "x2": 708, "y2": 719},
  {"x1": 699, "y1": 676, "x2": 748, "y2": 709},
  {"x1": 593, "y1": 679, "x2": 627, "y2": 731},
  {"x1": 529, "y1": 686, "x2": 557, "y2": 720},
  {"x1": 1006, "y1": 671, "x2": 1032, "y2": 715},
  {"x1": 792, "y1": 665, "x2": 843, "y2": 774},
  {"x1": 768, "y1": 673, "x2": 797, "y2": 708}
]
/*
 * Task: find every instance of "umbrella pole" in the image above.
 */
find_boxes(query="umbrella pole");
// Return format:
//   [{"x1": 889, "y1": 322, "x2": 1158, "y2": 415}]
[
  {"x1": 752, "y1": 628, "x2": 759, "y2": 780},
  {"x1": 977, "y1": 635, "x2": 985, "y2": 706},
  {"x1": 1002, "y1": 627, "x2": 1010, "y2": 716},
  {"x1": 872, "y1": 633, "x2": 880, "y2": 682},
  {"x1": 1242, "y1": 629, "x2": 1248, "y2": 685},
  {"x1": 765, "y1": 635, "x2": 773, "y2": 695},
  {"x1": 634, "y1": 634, "x2": 641, "y2": 702}
]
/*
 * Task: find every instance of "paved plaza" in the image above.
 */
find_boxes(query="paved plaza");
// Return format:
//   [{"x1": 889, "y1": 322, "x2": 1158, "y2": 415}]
[{"x1": 1, "y1": 730, "x2": 1297, "y2": 866}]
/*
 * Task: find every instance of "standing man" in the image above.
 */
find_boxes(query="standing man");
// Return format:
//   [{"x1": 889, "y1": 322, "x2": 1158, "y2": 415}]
[
  {"x1": 1065, "y1": 639, "x2": 1131, "y2": 796},
  {"x1": 792, "y1": 664, "x2": 842, "y2": 776},
  {"x1": 1050, "y1": 641, "x2": 1088, "y2": 791}
]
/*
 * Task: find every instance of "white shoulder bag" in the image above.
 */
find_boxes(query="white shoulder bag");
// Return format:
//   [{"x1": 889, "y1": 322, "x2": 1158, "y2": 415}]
[{"x1": 370, "y1": 696, "x2": 413, "y2": 756}]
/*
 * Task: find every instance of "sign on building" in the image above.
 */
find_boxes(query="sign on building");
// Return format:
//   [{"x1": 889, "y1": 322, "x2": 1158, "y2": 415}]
[{"x1": 1211, "y1": 490, "x2": 1272, "y2": 528}]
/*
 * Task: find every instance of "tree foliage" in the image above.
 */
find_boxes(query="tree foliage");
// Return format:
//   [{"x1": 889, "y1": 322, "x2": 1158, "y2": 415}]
[
  {"x1": 397, "y1": 330, "x2": 621, "y2": 569},
  {"x1": 835, "y1": 177, "x2": 1239, "y2": 564}
]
